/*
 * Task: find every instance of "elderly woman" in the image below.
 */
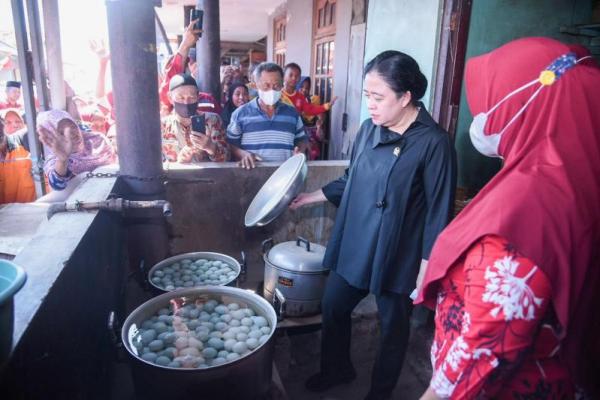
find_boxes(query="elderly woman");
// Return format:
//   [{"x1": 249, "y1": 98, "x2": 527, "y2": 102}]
[
  {"x1": 416, "y1": 38, "x2": 600, "y2": 399},
  {"x1": 38, "y1": 109, "x2": 116, "y2": 191},
  {"x1": 0, "y1": 108, "x2": 25, "y2": 135}
]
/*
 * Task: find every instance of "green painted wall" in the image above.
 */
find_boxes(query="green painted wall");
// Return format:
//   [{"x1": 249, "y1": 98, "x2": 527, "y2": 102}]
[
  {"x1": 360, "y1": 0, "x2": 442, "y2": 122},
  {"x1": 455, "y1": 0, "x2": 593, "y2": 191}
]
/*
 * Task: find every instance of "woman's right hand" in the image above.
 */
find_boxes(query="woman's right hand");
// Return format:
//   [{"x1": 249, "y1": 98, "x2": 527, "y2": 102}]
[
  {"x1": 38, "y1": 126, "x2": 74, "y2": 161},
  {"x1": 289, "y1": 190, "x2": 327, "y2": 210}
]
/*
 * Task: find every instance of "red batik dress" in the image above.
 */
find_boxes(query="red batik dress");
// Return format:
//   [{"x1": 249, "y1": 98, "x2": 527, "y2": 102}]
[{"x1": 429, "y1": 235, "x2": 574, "y2": 399}]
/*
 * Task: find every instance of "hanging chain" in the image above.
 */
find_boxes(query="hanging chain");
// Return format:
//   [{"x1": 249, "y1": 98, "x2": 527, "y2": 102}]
[{"x1": 85, "y1": 171, "x2": 168, "y2": 182}]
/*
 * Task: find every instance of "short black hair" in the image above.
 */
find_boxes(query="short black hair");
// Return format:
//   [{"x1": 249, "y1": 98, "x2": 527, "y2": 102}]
[
  {"x1": 284, "y1": 62, "x2": 301, "y2": 75},
  {"x1": 364, "y1": 50, "x2": 427, "y2": 103},
  {"x1": 253, "y1": 62, "x2": 284, "y2": 81}
]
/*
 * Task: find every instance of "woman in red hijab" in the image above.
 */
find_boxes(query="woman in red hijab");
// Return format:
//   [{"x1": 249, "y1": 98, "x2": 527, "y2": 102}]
[{"x1": 416, "y1": 37, "x2": 600, "y2": 399}]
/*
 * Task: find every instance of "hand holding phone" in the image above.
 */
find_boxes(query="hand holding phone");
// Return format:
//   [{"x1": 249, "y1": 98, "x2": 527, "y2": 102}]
[
  {"x1": 190, "y1": 9, "x2": 204, "y2": 37},
  {"x1": 191, "y1": 114, "x2": 206, "y2": 135}
]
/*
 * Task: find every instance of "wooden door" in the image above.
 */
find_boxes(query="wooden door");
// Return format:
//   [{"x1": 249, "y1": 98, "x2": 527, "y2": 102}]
[
  {"x1": 431, "y1": 0, "x2": 472, "y2": 140},
  {"x1": 341, "y1": 22, "x2": 366, "y2": 158}
]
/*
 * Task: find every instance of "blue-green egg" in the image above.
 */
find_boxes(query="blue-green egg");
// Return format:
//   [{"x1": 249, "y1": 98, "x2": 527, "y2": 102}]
[
  {"x1": 232, "y1": 341, "x2": 248, "y2": 355},
  {"x1": 141, "y1": 352, "x2": 158, "y2": 362},
  {"x1": 202, "y1": 347, "x2": 217, "y2": 359},
  {"x1": 207, "y1": 337, "x2": 224, "y2": 350},
  {"x1": 141, "y1": 329, "x2": 157, "y2": 345},
  {"x1": 246, "y1": 338, "x2": 259, "y2": 350},
  {"x1": 155, "y1": 356, "x2": 171, "y2": 366}
]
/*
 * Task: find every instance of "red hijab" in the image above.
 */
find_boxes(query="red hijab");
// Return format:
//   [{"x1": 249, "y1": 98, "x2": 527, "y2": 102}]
[{"x1": 417, "y1": 37, "x2": 600, "y2": 391}]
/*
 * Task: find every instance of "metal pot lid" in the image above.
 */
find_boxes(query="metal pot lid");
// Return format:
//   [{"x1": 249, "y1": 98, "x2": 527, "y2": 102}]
[
  {"x1": 245, "y1": 154, "x2": 307, "y2": 227},
  {"x1": 266, "y1": 237, "x2": 327, "y2": 273}
]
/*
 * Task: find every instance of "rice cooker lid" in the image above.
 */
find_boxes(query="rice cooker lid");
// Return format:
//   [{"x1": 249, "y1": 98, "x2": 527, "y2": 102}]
[{"x1": 266, "y1": 237, "x2": 327, "y2": 273}]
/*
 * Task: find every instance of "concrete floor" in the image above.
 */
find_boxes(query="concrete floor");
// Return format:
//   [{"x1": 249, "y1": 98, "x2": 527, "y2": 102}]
[{"x1": 273, "y1": 296, "x2": 433, "y2": 400}]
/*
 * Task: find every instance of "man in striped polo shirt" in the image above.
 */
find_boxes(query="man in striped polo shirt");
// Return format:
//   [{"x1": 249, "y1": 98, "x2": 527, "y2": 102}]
[{"x1": 227, "y1": 62, "x2": 307, "y2": 168}]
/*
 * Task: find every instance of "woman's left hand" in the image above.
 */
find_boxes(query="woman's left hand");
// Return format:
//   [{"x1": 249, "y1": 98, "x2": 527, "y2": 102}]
[
  {"x1": 415, "y1": 259, "x2": 429, "y2": 296},
  {"x1": 177, "y1": 145, "x2": 195, "y2": 163},
  {"x1": 419, "y1": 386, "x2": 442, "y2": 400}
]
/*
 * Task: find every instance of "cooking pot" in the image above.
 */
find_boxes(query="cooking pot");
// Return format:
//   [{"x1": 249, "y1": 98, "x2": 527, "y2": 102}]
[
  {"x1": 147, "y1": 251, "x2": 245, "y2": 293},
  {"x1": 120, "y1": 286, "x2": 276, "y2": 400},
  {"x1": 263, "y1": 237, "x2": 328, "y2": 317}
]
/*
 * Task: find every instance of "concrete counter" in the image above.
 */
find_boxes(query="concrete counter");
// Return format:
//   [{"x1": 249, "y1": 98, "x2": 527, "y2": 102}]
[{"x1": 165, "y1": 160, "x2": 348, "y2": 288}]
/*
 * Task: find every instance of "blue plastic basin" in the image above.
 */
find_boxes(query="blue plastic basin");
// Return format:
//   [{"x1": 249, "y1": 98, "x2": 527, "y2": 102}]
[{"x1": 0, "y1": 260, "x2": 27, "y2": 366}]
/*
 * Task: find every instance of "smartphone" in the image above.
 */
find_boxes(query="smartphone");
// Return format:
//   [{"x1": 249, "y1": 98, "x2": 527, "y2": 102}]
[
  {"x1": 191, "y1": 114, "x2": 206, "y2": 134},
  {"x1": 189, "y1": 9, "x2": 204, "y2": 36}
]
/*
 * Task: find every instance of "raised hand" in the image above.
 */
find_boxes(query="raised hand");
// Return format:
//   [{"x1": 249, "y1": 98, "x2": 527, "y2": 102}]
[
  {"x1": 38, "y1": 126, "x2": 75, "y2": 161},
  {"x1": 180, "y1": 19, "x2": 202, "y2": 53},
  {"x1": 89, "y1": 39, "x2": 110, "y2": 63}
]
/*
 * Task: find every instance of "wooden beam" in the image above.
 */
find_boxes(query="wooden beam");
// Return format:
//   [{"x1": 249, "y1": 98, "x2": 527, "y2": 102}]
[{"x1": 220, "y1": 40, "x2": 265, "y2": 52}]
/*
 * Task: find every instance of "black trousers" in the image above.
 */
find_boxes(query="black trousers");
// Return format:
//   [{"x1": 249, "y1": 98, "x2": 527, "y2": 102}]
[{"x1": 320, "y1": 271, "x2": 413, "y2": 396}]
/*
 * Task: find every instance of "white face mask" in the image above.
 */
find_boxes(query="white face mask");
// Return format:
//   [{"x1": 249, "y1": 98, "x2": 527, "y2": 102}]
[
  {"x1": 469, "y1": 52, "x2": 591, "y2": 158},
  {"x1": 258, "y1": 89, "x2": 281, "y2": 106},
  {"x1": 469, "y1": 113, "x2": 504, "y2": 158}
]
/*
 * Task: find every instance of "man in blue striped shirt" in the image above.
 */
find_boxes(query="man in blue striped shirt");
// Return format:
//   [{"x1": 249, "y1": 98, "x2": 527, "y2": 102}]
[{"x1": 227, "y1": 62, "x2": 307, "y2": 168}]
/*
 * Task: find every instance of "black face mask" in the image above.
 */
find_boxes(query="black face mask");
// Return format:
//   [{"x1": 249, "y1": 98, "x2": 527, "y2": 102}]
[{"x1": 173, "y1": 101, "x2": 198, "y2": 118}]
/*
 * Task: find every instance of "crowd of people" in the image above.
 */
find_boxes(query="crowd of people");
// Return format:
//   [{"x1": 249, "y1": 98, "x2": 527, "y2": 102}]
[
  {"x1": 1, "y1": 18, "x2": 599, "y2": 400},
  {"x1": 0, "y1": 18, "x2": 336, "y2": 203}
]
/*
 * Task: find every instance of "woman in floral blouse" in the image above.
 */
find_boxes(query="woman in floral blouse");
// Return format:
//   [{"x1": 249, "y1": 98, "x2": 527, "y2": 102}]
[{"x1": 416, "y1": 38, "x2": 600, "y2": 399}]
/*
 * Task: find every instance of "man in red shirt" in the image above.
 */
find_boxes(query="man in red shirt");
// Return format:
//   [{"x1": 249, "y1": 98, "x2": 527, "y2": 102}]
[
  {"x1": 158, "y1": 19, "x2": 221, "y2": 115},
  {"x1": 281, "y1": 63, "x2": 337, "y2": 160},
  {"x1": 0, "y1": 81, "x2": 23, "y2": 110}
]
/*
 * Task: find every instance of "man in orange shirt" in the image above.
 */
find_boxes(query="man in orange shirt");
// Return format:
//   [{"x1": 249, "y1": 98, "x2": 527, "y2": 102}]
[{"x1": 0, "y1": 116, "x2": 35, "y2": 204}]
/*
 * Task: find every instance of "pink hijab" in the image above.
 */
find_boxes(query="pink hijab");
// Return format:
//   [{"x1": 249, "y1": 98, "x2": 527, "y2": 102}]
[
  {"x1": 417, "y1": 38, "x2": 600, "y2": 393},
  {"x1": 38, "y1": 109, "x2": 116, "y2": 176}
]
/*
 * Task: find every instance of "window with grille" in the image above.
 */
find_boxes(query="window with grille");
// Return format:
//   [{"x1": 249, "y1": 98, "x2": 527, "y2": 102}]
[
  {"x1": 274, "y1": 15, "x2": 287, "y2": 68},
  {"x1": 312, "y1": 0, "x2": 336, "y2": 103}
]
